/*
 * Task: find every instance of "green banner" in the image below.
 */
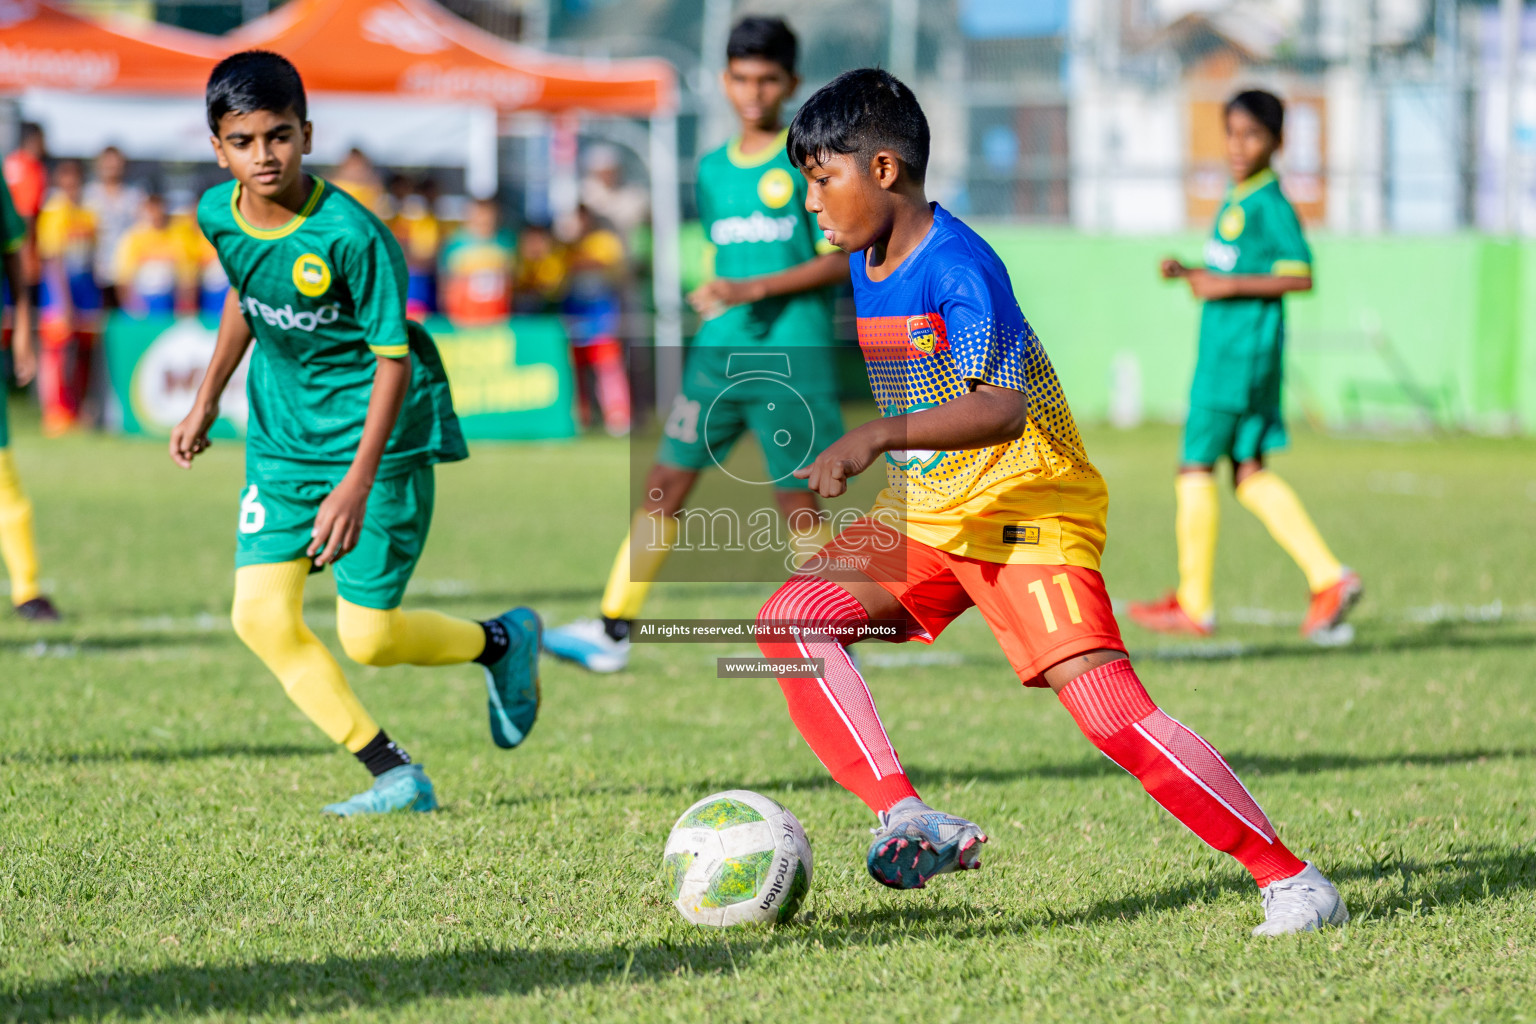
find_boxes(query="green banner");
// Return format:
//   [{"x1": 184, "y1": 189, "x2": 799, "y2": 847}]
[{"x1": 104, "y1": 313, "x2": 576, "y2": 442}]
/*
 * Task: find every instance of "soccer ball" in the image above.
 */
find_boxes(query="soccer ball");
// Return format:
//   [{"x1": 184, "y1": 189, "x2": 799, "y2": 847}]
[{"x1": 659, "y1": 789, "x2": 813, "y2": 926}]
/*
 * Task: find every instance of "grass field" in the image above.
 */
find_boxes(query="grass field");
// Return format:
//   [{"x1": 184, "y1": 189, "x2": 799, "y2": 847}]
[{"x1": 3, "y1": 402, "x2": 1535, "y2": 1023}]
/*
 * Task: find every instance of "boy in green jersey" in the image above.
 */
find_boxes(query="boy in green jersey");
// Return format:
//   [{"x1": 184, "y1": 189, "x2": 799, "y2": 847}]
[
  {"x1": 170, "y1": 51, "x2": 541, "y2": 816},
  {"x1": 545, "y1": 17, "x2": 849, "y2": 673},
  {"x1": 1, "y1": 172, "x2": 59, "y2": 621},
  {"x1": 1129, "y1": 90, "x2": 1361, "y2": 642}
]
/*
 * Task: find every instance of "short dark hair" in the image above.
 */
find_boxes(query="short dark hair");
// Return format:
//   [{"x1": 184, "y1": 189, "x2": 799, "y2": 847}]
[
  {"x1": 787, "y1": 68, "x2": 929, "y2": 184},
  {"x1": 727, "y1": 16, "x2": 797, "y2": 75},
  {"x1": 1226, "y1": 89, "x2": 1284, "y2": 140},
  {"x1": 205, "y1": 50, "x2": 307, "y2": 135}
]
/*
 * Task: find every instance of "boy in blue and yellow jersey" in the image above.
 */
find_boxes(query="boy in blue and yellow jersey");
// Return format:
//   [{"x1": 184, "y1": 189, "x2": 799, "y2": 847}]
[
  {"x1": 169, "y1": 51, "x2": 542, "y2": 817},
  {"x1": 1, "y1": 171, "x2": 59, "y2": 620},
  {"x1": 750, "y1": 70, "x2": 1346, "y2": 937},
  {"x1": 1129, "y1": 91, "x2": 1360, "y2": 642},
  {"x1": 544, "y1": 16, "x2": 848, "y2": 673}
]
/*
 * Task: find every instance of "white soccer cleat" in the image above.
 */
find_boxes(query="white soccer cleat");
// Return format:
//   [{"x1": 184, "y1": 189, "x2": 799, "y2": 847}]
[
  {"x1": 1252, "y1": 862, "x2": 1349, "y2": 936},
  {"x1": 541, "y1": 617, "x2": 630, "y2": 673}
]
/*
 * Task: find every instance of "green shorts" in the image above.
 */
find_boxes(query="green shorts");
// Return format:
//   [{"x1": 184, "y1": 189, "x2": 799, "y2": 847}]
[
  {"x1": 234, "y1": 465, "x2": 435, "y2": 610},
  {"x1": 1181, "y1": 404, "x2": 1288, "y2": 466},
  {"x1": 656, "y1": 384, "x2": 843, "y2": 488}
]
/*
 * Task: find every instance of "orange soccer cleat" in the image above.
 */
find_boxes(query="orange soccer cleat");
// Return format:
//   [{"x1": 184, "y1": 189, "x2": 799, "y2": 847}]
[
  {"x1": 1301, "y1": 569, "x2": 1363, "y2": 640},
  {"x1": 1127, "y1": 592, "x2": 1215, "y2": 637}
]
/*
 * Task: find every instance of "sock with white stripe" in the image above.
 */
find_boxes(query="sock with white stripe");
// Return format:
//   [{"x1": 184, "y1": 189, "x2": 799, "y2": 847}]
[
  {"x1": 757, "y1": 576, "x2": 919, "y2": 814},
  {"x1": 1057, "y1": 658, "x2": 1306, "y2": 888}
]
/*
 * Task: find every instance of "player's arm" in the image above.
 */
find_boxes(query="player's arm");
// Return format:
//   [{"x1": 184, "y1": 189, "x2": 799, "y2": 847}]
[
  {"x1": 2, "y1": 249, "x2": 35, "y2": 386},
  {"x1": 169, "y1": 288, "x2": 251, "y2": 468},
  {"x1": 1182, "y1": 270, "x2": 1311, "y2": 300},
  {"x1": 795, "y1": 383, "x2": 1026, "y2": 499},
  {"x1": 307, "y1": 352, "x2": 409, "y2": 567},
  {"x1": 688, "y1": 251, "x2": 849, "y2": 314}
]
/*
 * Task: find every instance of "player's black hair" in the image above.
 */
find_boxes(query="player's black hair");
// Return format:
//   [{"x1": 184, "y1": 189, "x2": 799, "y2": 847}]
[
  {"x1": 727, "y1": 16, "x2": 798, "y2": 75},
  {"x1": 1226, "y1": 89, "x2": 1284, "y2": 141},
  {"x1": 18, "y1": 122, "x2": 43, "y2": 145},
  {"x1": 205, "y1": 50, "x2": 307, "y2": 135},
  {"x1": 787, "y1": 68, "x2": 929, "y2": 184}
]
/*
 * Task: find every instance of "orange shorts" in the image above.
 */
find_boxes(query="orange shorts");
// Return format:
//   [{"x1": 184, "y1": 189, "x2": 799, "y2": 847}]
[{"x1": 805, "y1": 517, "x2": 1125, "y2": 687}]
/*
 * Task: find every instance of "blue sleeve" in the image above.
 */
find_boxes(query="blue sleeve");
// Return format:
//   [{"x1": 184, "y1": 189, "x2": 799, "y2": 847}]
[{"x1": 938, "y1": 261, "x2": 1029, "y2": 391}]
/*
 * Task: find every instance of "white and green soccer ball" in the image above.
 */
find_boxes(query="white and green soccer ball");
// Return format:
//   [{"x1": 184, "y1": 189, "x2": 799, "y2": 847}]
[{"x1": 660, "y1": 789, "x2": 813, "y2": 926}]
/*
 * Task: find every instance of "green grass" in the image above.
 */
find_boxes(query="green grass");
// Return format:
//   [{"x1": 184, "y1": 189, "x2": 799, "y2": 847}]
[{"x1": 3, "y1": 405, "x2": 1536, "y2": 1023}]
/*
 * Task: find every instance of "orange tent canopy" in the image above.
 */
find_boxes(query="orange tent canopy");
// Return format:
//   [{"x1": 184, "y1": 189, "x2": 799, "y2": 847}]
[
  {"x1": 227, "y1": 0, "x2": 677, "y2": 115},
  {"x1": 0, "y1": 0, "x2": 220, "y2": 94}
]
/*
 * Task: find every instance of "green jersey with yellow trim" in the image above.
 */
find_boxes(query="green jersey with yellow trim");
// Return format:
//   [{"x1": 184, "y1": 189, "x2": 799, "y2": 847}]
[
  {"x1": 1, "y1": 173, "x2": 23, "y2": 254},
  {"x1": 1193, "y1": 168, "x2": 1313, "y2": 412},
  {"x1": 695, "y1": 130, "x2": 837, "y2": 354},
  {"x1": 197, "y1": 176, "x2": 466, "y2": 480}
]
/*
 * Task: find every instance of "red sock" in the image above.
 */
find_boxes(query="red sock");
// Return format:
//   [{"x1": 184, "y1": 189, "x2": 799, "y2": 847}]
[
  {"x1": 758, "y1": 576, "x2": 919, "y2": 814},
  {"x1": 1058, "y1": 659, "x2": 1306, "y2": 887}
]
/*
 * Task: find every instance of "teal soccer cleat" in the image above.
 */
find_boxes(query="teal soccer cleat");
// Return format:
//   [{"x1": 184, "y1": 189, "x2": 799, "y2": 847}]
[
  {"x1": 484, "y1": 607, "x2": 542, "y2": 749},
  {"x1": 323, "y1": 764, "x2": 437, "y2": 816},
  {"x1": 866, "y1": 797, "x2": 987, "y2": 889}
]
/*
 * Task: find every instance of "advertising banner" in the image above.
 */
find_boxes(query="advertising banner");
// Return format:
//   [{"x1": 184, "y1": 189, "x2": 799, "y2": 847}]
[{"x1": 104, "y1": 313, "x2": 577, "y2": 441}]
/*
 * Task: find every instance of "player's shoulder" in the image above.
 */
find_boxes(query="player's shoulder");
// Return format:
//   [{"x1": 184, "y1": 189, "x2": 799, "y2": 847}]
[
  {"x1": 924, "y1": 205, "x2": 1012, "y2": 288},
  {"x1": 308, "y1": 179, "x2": 401, "y2": 255},
  {"x1": 196, "y1": 180, "x2": 237, "y2": 231}
]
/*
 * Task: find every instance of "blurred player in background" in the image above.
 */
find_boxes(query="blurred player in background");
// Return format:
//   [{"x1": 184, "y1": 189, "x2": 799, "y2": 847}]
[
  {"x1": 171, "y1": 51, "x2": 542, "y2": 816},
  {"x1": 439, "y1": 195, "x2": 515, "y2": 325},
  {"x1": 559, "y1": 204, "x2": 631, "y2": 436},
  {"x1": 3, "y1": 123, "x2": 47, "y2": 298},
  {"x1": 396, "y1": 177, "x2": 442, "y2": 318},
  {"x1": 512, "y1": 220, "x2": 565, "y2": 314},
  {"x1": 756, "y1": 69, "x2": 1347, "y2": 936},
  {"x1": 1128, "y1": 90, "x2": 1360, "y2": 642},
  {"x1": 1, "y1": 170, "x2": 59, "y2": 620},
  {"x1": 35, "y1": 159, "x2": 100, "y2": 434},
  {"x1": 114, "y1": 193, "x2": 199, "y2": 316},
  {"x1": 543, "y1": 16, "x2": 848, "y2": 673}
]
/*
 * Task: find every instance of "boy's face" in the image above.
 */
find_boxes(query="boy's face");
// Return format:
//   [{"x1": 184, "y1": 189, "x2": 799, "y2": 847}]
[
  {"x1": 800, "y1": 151, "x2": 895, "y2": 253},
  {"x1": 723, "y1": 57, "x2": 798, "y2": 132},
  {"x1": 145, "y1": 198, "x2": 168, "y2": 228},
  {"x1": 211, "y1": 107, "x2": 312, "y2": 199},
  {"x1": 57, "y1": 163, "x2": 82, "y2": 200},
  {"x1": 467, "y1": 202, "x2": 498, "y2": 237},
  {"x1": 1225, "y1": 106, "x2": 1278, "y2": 183}
]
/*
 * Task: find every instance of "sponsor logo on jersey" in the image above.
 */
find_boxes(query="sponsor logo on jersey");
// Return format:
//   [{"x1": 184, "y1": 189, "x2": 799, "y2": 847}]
[
  {"x1": 243, "y1": 294, "x2": 342, "y2": 333},
  {"x1": 1218, "y1": 205, "x2": 1245, "y2": 241},
  {"x1": 906, "y1": 315, "x2": 936, "y2": 354},
  {"x1": 292, "y1": 253, "x2": 332, "y2": 297},
  {"x1": 757, "y1": 167, "x2": 795, "y2": 209},
  {"x1": 1002, "y1": 524, "x2": 1041, "y2": 545},
  {"x1": 1203, "y1": 238, "x2": 1239, "y2": 272},
  {"x1": 710, "y1": 211, "x2": 797, "y2": 245}
]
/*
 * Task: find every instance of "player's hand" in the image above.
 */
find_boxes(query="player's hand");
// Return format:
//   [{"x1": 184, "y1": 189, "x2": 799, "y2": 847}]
[
  {"x1": 309, "y1": 476, "x2": 370, "y2": 567},
  {"x1": 1160, "y1": 258, "x2": 1188, "y2": 279},
  {"x1": 1185, "y1": 270, "x2": 1234, "y2": 300},
  {"x1": 793, "y1": 424, "x2": 884, "y2": 499},
  {"x1": 168, "y1": 401, "x2": 219, "y2": 469},
  {"x1": 9, "y1": 322, "x2": 37, "y2": 387},
  {"x1": 687, "y1": 278, "x2": 764, "y2": 318}
]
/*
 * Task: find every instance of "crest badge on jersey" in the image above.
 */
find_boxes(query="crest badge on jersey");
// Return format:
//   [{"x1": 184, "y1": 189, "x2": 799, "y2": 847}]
[
  {"x1": 757, "y1": 167, "x2": 795, "y2": 209},
  {"x1": 906, "y1": 315, "x2": 937, "y2": 354},
  {"x1": 1218, "y1": 205, "x2": 1246, "y2": 241},
  {"x1": 292, "y1": 253, "x2": 332, "y2": 298}
]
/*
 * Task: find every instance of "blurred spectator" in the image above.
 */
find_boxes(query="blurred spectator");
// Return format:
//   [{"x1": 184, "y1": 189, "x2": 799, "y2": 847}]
[
  {"x1": 439, "y1": 197, "x2": 514, "y2": 325},
  {"x1": 3, "y1": 123, "x2": 47, "y2": 291},
  {"x1": 333, "y1": 148, "x2": 385, "y2": 215},
  {"x1": 561, "y1": 205, "x2": 630, "y2": 436},
  {"x1": 394, "y1": 177, "x2": 442, "y2": 318},
  {"x1": 82, "y1": 146, "x2": 145, "y2": 309},
  {"x1": 35, "y1": 159, "x2": 99, "y2": 434},
  {"x1": 513, "y1": 221, "x2": 565, "y2": 314},
  {"x1": 114, "y1": 193, "x2": 198, "y2": 317},
  {"x1": 580, "y1": 144, "x2": 649, "y2": 246},
  {"x1": 380, "y1": 172, "x2": 412, "y2": 222}
]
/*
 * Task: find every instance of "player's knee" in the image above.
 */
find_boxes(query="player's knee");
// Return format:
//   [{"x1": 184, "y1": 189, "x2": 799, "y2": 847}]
[
  {"x1": 230, "y1": 594, "x2": 298, "y2": 658},
  {"x1": 336, "y1": 601, "x2": 402, "y2": 666}
]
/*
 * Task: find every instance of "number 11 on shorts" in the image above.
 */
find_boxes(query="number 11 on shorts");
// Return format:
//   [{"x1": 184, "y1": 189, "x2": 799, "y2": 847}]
[{"x1": 1027, "y1": 573, "x2": 1084, "y2": 634}]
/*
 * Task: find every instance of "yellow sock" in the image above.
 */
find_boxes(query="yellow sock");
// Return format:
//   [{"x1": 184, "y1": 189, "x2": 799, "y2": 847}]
[
  {"x1": 0, "y1": 450, "x2": 41, "y2": 605},
  {"x1": 231, "y1": 560, "x2": 378, "y2": 752},
  {"x1": 1174, "y1": 472, "x2": 1219, "y2": 622},
  {"x1": 335, "y1": 599, "x2": 486, "y2": 667},
  {"x1": 600, "y1": 510, "x2": 677, "y2": 620},
  {"x1": 1235, "y1": 470, "x2": 1344, "y2": 593}
]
